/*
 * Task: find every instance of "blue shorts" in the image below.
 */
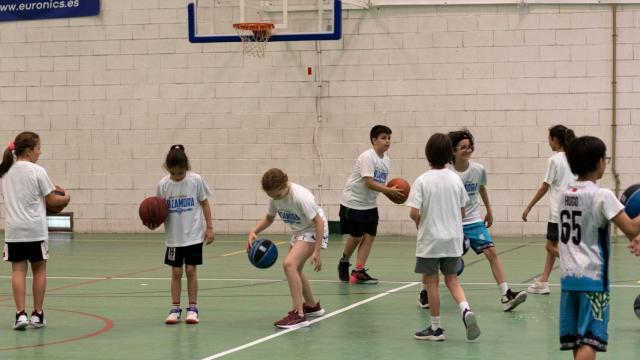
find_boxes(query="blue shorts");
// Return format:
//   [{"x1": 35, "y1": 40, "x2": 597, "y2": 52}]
[
  {"x1": 463, "y1": 222, "x2": 494, "y2": 255},
  {"x1": 559, "y1": 290, "x2": 609, "y2": 352}
]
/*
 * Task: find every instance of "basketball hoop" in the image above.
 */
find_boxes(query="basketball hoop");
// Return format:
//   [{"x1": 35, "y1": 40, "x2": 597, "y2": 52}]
[{"x1": 233, "y1": 22, "x2": 274, "y2": 58}]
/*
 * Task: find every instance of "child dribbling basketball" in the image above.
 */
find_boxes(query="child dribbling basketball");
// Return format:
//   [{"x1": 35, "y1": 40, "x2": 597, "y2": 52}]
[
  {"x1": 148, "y1": 144, "x2": 214, "y2": 325},
  {"x1": 0, "y1": 132, "x2": 70, "y2": 330},
  {"x1": 248, "y1": 168, "x2": 328, "y2": 329}
]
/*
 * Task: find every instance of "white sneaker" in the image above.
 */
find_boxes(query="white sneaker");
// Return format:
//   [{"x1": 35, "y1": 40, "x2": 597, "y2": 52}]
[
  {"x1": 185, "y1": 306, "x2": 199, "y2": 324},
  {"x1": 30, "y1": 311, "x2": 46, "y2": 328},
  {"x1": 13, "y1": 311, "x2": 29, "y2": 330},
  {"x1": 165, "y1": 308, "x2": 182, "y2": 324},
  {"x1": 527, "y1": 279, "x2": 550, "y2": 295}
]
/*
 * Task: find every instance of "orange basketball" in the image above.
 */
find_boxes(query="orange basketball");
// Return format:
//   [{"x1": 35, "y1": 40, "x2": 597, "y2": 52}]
[
  {"x1": 139, "y1": 196, "x2": 169, "y2": 226},
  {"x1": 46, "y1": 189, "x2": 69, "y2": 214},
  {"x1": 386, "y1": 178, "x2": 410, "y2": 204}
]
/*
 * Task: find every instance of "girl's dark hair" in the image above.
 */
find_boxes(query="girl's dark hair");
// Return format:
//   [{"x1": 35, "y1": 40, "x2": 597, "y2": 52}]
[
  {"x1": 262, "y1": 168, "x2": 288, "y2": 192},
  {"x1": 566, "y1": 136, "x2": 606, "y2": 177},
  {"x1": 549, "y1": 125, "x2": 576, "y2": 151},
  {"x1": 425, "y1": 133, "x2": 453, "y2": 168},
  {"x1": 448, "y1": 129, "x2": 474, "y2": 151},
  {"x1": 164, "y1": 144, "x2": 190, "y2": 170},
  {"x1": 0, "y1": 131, "x2": 40, "y2": 178}
]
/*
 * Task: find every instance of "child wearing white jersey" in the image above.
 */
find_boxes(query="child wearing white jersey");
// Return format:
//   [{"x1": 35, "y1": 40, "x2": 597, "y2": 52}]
[
  {"x1": 523, "y1": 125, "x2": 576, "y2": 295},
  {"x1": 558, "y1": 136, "x2": 640, "y2": 359},
  {"x1": 149, "y1": 145, "x2": 214, "y2": 325},
  {"x1": 248, "y1": 168, "x2": 328, "y2": 329},
  {"x1": 408, "y1": 133, "x2": 480, "y2": 342},
  {"x1": 0, "y1": 132, "x2": 69, "y2": 330},
  {"x1": 337, "y1": 125, "x2": 404, "y2": 284}
]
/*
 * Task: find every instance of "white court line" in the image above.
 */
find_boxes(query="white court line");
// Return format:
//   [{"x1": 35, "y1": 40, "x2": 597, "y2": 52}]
[{"x1": 200, "y1": 281, "x2": 420, "y2": 360}]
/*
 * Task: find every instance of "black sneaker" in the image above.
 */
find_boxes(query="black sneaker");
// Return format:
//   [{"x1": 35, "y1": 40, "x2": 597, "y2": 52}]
[
  {"x1": 462, "y1": 309, "x2": 481, "y2": 340},
  {"x1": 338, "y1": 258, "x2": 350, "y2": 282},
  {"x1": 418, "y1": 290, "x2": 429, "y2": 309},
  {"x1": 414, "y1": 326, "x2": 444, "y2": 341},
  {"x1": 501, "y1": 289, "x2": 527, "y2": 312},
  {"x1": 14, "y1": 310, "x2": 28, "y2": 330},
  {"x1": 30, "y1": 310, "x2": 46, "y2": 328},
  {"x1": 349, "y1": 268, "x2": 378, "y2": 284}
]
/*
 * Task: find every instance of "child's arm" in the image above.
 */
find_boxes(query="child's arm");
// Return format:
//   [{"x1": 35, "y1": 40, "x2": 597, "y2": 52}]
[
  {"x1": 409, "y1": 207, "x2": 420, "y2": 229},
  {"x1": 628, "y1": 234, "x2": 640, "y2": 256},
  {"x1": 200, "y1": 198, "x2": 214, "y2": 245},
  {"x1": 522, "y1": 182, "x2": 550, "y2": 221},
  {"x1": 479, "y1": 185, "x2": 493, "y2": 228},
  {"x1": 247, "y1": 214, "x2": 276, "y2": 249},
  {"x1": 364, "y1": 177, "x2": 404, "y2": 201},
  {"x1": 310, "y1": 214, "x2": 324, "y2": 272},
  {"x1": 611, "y1": 211, "x2": 640, "y2": 240}
]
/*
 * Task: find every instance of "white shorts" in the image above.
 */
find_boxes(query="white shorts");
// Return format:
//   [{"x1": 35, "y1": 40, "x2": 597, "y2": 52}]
[{"x1": 290, "y1": 231, "x2": 329, "y2": 249}]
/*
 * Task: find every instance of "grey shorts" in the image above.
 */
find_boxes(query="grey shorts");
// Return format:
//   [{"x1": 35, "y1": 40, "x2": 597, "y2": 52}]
[{"x1": 415, "y1": 257, "x2": 460, "y2": 275}]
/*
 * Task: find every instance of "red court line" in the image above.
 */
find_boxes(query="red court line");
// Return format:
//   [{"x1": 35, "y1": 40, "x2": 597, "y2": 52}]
[{"x1": 0, "y1": 307, "x2": 114, "y2": 351}]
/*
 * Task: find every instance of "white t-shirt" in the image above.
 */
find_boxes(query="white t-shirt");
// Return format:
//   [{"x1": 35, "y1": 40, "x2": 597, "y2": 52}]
[
  {"x1": 156, "y1": 171, "x2": 212, "y2": 248},
  {"x1": 450, "y1": 161, "x2": 487, "y2": 225},
  {"x1": 1, "y1": 161, "x2": 55, "y2": 243},
  {"x1": 340, "y1": 149, "x2": 390, "y2": 210},
  {"x1": 268, "y1": 183, "x2": 327, "y2": 237},
  {"x1": 406, "y1": 168, "x2": 469, "y2": 258},
  {"x1": 543, "y1": 152, "x2": 575, "y2": 223},
  {"x1": 558, "y1": 181, "x2": 622, "y2": 292}
]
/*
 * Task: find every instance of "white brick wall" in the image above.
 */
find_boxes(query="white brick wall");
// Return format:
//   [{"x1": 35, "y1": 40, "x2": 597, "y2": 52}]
[{"x1": 1, "y1": 3, "x2": 639, "y2": 236}]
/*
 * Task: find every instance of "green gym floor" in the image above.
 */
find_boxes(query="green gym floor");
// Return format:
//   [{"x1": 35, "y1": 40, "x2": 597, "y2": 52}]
[{"x1": 0, "y1": 233, "x2": 638, "y2": 360}]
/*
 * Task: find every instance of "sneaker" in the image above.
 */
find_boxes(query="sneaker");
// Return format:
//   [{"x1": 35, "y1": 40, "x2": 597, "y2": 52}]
[
  {"x1": 527, "y1": 279, "x2": 550, "y2": 295},
  {"x1": 30, "y1": 310, "x2": 46, "y2": 328},
  {"x1": 349, "y1": 268, "x2": 378, "y2": 284},
  {"x1": 302, "y1": 302, "x2": 326, "y2": 318},
  {"x1": 185, "y1": 305, "x2": 199, "y2": 324},
  {"x1": 501, "y1": 289, "x2": 527, "y2": 312},
  {"x1": 165, "y1": 308, "x2": 182, "y2": 324},
  {"x1": 338, "y1": 258, "x2": 350, "y2": 282},
  {"x1": 13, "y1": 311, "x2": 28, "y2": 330},
  {"x1": 418, "y1": 289, "x2": 429, "y2": 309},
  {"x1": 274, "y1": 310, "x2": 309, "y2": 329},
  {"x1": 462, "y1": 309, "x2": 481, "y2": 340},
  {"x1": 414, "y1": 326, "x2": 445, "y2": 341}
]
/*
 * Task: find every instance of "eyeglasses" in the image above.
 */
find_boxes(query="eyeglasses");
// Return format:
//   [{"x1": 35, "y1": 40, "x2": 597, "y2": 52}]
[{"x1": 455, "y1": 145, "x2": 474, "y2": 152}]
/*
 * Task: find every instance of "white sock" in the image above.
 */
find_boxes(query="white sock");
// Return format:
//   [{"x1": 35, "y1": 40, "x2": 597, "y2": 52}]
[
  {"x1": 422, "y1": 283, "x2": 428, "y2": 291},
  {"x1": 431, "y1": 316, "x2": 441, "y2": 329},
  {"x1": 458, "y1": 301, "x2": 470, "y2": 314},
  {"x1": 499, "y1": 282, "x2": 509, "y2": 296}
]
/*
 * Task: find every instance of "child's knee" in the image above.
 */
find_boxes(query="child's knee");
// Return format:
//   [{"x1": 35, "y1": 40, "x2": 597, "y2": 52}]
[{"x1": 185, "y1": 266, "x2": 197, "y2": 278}]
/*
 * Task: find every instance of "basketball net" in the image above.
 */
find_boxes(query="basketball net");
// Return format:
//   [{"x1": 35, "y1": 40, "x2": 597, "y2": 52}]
[{"x1": 233, "y1": 22, "x2": 274, "y2": 58}]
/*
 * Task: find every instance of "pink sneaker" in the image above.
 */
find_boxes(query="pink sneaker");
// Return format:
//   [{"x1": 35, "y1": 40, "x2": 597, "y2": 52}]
[
  {"x1": 274, "y1": 310, "x2": 309, "y2": 329},
  {"x1": 302, "y1": 302, "x2": 326, "y2": 318}
]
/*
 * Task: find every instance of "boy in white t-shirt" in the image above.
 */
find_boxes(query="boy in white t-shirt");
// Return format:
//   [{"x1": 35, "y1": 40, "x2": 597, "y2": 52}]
[
  {"x1": 148, "y1": 145, "x2": 214, "y2": 325},
  {"x1": 248, "y1": 168, "x2": 328, "y2": 329},
  {"x1": 558, "y1": 136, "x2": 640, "y2": 358},
  {"x1": 523, "y1": 125, "x2": 576, "y2": 295},
  {"x1": 0, "y1": 132, "x2": 70, "y2": 330},
  {"x1": 337, "y1": 125, "x2": 404, "y2": 284},
  {"x1": 407, "y1": 133, "x2": 480, "y2": 342}
]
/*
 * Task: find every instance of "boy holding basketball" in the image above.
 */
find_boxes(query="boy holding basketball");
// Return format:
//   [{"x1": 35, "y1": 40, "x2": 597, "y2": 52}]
[
  {"x1": 416, "y1": 129, "x2": 526, "y2": 312},
  {"x1": 150, "y1": 145, "x2": 214, "y2": 325},
  {"x1": 0, "y1": 132, "x2": 70, "y2": 330},
  {"x1": 248, "y1": 168, "x2": 328, "y2": 329},
  {"x1": 408, "y1": 133, "x2": 480, "y2": 341},
  {"x1": 337, "y1": 125, "x2": 405, "y2": 284},
  {"x1": 559, "y1": 136, "x2": 640, "y2": 359}
]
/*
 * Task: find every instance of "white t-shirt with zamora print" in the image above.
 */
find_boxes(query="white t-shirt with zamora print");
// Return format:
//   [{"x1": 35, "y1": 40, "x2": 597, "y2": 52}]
[
  {"x1": 268, "y1": 183, "x2": 327, "y2": 237},
  {"x1": 340, "y1": 149, "x2": 390, "y2": 210},
  {"x1": 156, "y1": 171, "x2": 212, "y2": 248},
  {"x1": 450, "y1": 160, "x2": 487, "y2": 225}
]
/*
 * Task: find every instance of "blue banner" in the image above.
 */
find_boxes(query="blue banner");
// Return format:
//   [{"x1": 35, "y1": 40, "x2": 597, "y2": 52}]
[{"x1": 0, "y1": 0, "x2": 99, "y2": 22}]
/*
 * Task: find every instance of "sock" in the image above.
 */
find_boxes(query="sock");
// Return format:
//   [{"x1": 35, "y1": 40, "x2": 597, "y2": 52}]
[
  {"x1": 422, "y1": 283, "x2": 428, "y2": 291},
  {"x1": 189, "y1": 302, "x2": 197, "y2": 309},
  {"x1": 355, "y1": 263, "x2": 364, "y2": 271},
  {"x1": 341, "y1": 254, "x2": 349, "y2": 261},
  {"x1": 499, "y1": 282, "x2": 509, "y2": 296},
  {"x1": 430, "y1": 316, "x2": 441, "y2": 329},
  {"x1": 172, "y1": 303, "x2": 180, "y2": 309},
  {"x1": 458, "y1": 301, "x2": 470, "y2": 315}
]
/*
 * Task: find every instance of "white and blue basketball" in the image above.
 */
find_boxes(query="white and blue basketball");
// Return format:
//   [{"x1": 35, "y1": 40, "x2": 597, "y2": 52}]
[
  {"x1": 634, "y1": 294, "x2": 640, "y2": 319},
  {"x1": 463, "y1": 235, "x2": 470, "y2": 255},
  {"x1": 620, "y1": 184, "x2": 640, "y2": 218},
  {"x1": 248, "y1": 239, "x2": 278, "y2": 269},
  {"x1": 456, "y1": 258, "x2": 465, "y2": 276}
]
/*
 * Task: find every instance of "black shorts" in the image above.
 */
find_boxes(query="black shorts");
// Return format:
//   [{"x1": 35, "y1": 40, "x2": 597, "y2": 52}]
[
  {"x1": 3, "y1": 241, "x2": 48, "y2": 262},
  {"x1": 164, "y1": 242, "x2": 203, "y2": 267},
  {"x1": 547, "y1": 222, "x2": 559, "y2": 243},
  {"x1": 339, "y1": 205, "x2": 379, "y2": 237}
]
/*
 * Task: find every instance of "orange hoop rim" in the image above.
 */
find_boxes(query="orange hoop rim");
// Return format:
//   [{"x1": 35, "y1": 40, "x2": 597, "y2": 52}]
[{"x1": 233, "y1": 22, "x2": 275, "y2": 31}]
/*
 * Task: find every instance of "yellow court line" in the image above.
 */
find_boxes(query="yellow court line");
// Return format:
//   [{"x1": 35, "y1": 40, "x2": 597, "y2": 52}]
[{"x1": 222, "y1": 241, "x2": 288, "y2": 257}]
